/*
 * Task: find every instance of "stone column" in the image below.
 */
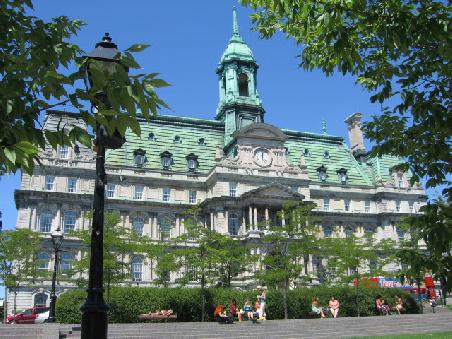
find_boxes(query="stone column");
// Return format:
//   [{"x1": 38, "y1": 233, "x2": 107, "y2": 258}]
[
  {"x1": 180, "y1": 217, "x2": 185, "y2": 235},
  {"x1": 249, "y1": 206, "x2": 253, "y2": 230},
  {"x1": 241, "y1": 212, "x2": 246, "y2": 234},
  {"x1": 55, "y1": 206, "x2": 61, "y2": 232},
  {"x1": 281, "y1": 210, "x2": 285, "y2": 226},
  {"x1": 224, "y1": 211, "x2": 229, "y2": 234},
  {"x1": 30, "y1": 206, "x2": 37, "y2": 231},
  {"x1": 175, "y1": 216, "x2": 180, "y2": 237},
  {"x1": 210, "y1": 212, "x2": 214, "y2": 231},
  {"x1": 265, "y1": 208, "x2": 269, "y2": 229},
  {"x1": 253, "y1": 207, "x2": 258, "y2": 230}
]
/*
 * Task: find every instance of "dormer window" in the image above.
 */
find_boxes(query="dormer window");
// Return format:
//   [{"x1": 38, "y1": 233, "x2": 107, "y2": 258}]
[
  {"x1": 317, "y1": 165, "x2": 327, "y2": 182},
  {"x1": 337, "y1": 168, "x2": 348, "y2": 185},
  {"x1": 323, "y1": 151, "x2": 330, "y2": 159},
  {"x1": 58, "y1": 145, "x2": 69, "y2": 159},
  {"x1": 174, "y1": 135, "x2": 182, "y2": 144},
  {"x1": 186, "y1": 153, "x2": 198, "y2": 172},
  {"x1": 285, "y1": 147, "x2": 290, "y2": 155},
  {"x1": 148, "y1": 132, "x2": 156, "y2": 141},
  {"x1": 160, "y1": 151, "x2": 173, "y2": 170},
  {"x1": 74, "y1": 145, "x2": 80, "y2": 156},
  {"x1": 198, "y1": 138, "x2": 206, "y2": 145},
  {"x1": 304, "y1": 149, "x2": 310, "y2": 157},
  {"x1": 133, "y1": 149, "x2": 146, "y2": 168}
]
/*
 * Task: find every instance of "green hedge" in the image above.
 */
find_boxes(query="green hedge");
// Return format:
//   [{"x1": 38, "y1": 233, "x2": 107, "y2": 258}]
[{"x1": 56, "y1": 286, "x2": 419, "y2": 323}]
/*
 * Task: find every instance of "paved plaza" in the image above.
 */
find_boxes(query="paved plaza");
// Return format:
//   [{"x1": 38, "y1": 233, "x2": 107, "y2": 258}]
[{"x1": 1, "y1": 309, "x2": 451, "y2": 339}]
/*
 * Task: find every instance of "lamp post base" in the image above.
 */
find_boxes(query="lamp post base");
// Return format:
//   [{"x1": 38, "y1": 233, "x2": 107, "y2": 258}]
[{"x1": 80, "y1": 302, "x2": 108, "y2": 339}]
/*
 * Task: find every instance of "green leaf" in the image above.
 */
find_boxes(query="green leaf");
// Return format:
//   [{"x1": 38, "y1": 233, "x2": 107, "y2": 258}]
[
  {"x1": 126, "y1": 44, "x2": 150, "y2": 52},
  {"x1": 14, "y1": 141, "x2": 39, "y2": 155},
  {"x1": 4, "y1": 148, "x2": 16, "y2": 164}
]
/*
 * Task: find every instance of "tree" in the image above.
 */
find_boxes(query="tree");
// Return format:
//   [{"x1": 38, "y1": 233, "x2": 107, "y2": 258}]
[
  {"x1": 0, "y1": 0, "x2": 169, "y2": 175},
  {"x1": 70, "y1": 212, "x2": 145, "y2": 303},
  {"x1": 257, "y1": 200, "x2": 319, "y2": 319},
  {"x1": 241, "y1": 0, "x2": 451, "y2": 195},
  {"x1": 217, "y1": 236, "x2": 256, "y2": 288},
  {"x1": 0, "y1": 229, "x2": 42, "y2": 314},
  {"x1": 170, "y1": 206, "x2": 234, "y2": 322},
  {"x1": 322, "y1": 233, "x2": 397, "y2": 316},
  {"x1": 397, "y1": 199, "x2": 452, "y2": 307}
]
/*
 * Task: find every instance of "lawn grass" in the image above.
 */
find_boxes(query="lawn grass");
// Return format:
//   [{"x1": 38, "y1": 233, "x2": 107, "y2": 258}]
[{"x1": 351, "y1": 332, "x2": 452, "y2": 339}]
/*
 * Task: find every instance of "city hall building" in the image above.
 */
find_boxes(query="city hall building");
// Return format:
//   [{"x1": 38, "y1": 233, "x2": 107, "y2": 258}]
[{"x1": 11, "y1": 10, "x2": 426, "y2": 312}]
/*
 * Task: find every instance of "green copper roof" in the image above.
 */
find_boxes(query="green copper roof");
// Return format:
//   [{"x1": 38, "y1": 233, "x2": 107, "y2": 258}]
[
  {"x1": 220, "y1": 8, "x2": 255, "y2": 64},
  {"x1": 106, "y1": 115, "x2": 224, "y2": 174}
]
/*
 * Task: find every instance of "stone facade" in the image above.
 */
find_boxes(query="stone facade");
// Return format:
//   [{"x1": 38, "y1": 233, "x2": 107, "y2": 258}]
[{"x1": 10, "y1": 9, "x2": 426, "y2": 313}]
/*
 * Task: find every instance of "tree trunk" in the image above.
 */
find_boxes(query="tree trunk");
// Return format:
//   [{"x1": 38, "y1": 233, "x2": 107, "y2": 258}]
[
  {"x1": 13, "y1": 289, "x2": 17, "y2": 315},
  {"x1": 440, "y1": 276, "x2": 447, "y2": 306},
  {"x1": 356, "y1": 271, "x2": 360, "y2": 317},
  {"x1": 283, "y1": 276, "x2": 289, "y2": 320},
  {"x1": 201, "y1": 273, "x2": 206, "y2": 322},
  {"x1": 417, "y1": 278, "x2": 423, "y2": 314}
]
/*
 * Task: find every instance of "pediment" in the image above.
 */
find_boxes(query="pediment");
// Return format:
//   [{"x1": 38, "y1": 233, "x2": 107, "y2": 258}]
[
  {"x1": 233, "y1": 123, "x2": 287, "y2": 142},
  {"x1": 242, "y1": 183, "x2": 305, "y2": 200}
]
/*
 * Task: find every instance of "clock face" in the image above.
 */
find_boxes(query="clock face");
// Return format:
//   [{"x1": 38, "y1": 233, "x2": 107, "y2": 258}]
[{"x1": 254, "y1": 149, "x2": 271, "y2": 167}]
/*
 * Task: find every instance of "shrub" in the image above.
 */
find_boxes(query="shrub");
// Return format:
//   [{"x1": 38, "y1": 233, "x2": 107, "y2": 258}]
[{"x1": 56, "y1": 286, "x2": 418, "y2": 323}]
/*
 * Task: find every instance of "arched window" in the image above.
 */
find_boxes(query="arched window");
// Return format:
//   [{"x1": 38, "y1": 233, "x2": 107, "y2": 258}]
[
  {"x1": 323, "y1": 151, "x2": 330, "y2": 159},
  {"x1": 148, "y1": 132, "x2": 156, "y2": 141},
  {"x1": 39, "y1": 211, "x2": 53, "y2": 233},
  {"x1": 238, "y1": 73, "x2": 249, "y2": 96},
  {"x1": 174, "y1": 135, "x2": 182, "y2": 144},
  {"x1": 228, "y1": 213, "x2": 239, "y2": 235},
  {"x1": 37, "y1": 252, "x2": 50, "y2": 270},
  {"x1": 63, "y1": 211, "x2": 76, "y2": 233},
  {"x1": 61, "y1": 253, "x2": 73, "y2": 271},
  {"x1": 34, "y1": 293, "x2": 48, "y2": 307},
  {"x1": 304, "y1": 148, "x2": 310, "y2": 157},
  {"x1": 323, "y1": 225, "x2": 332, "y2": 237},
  {"x1": 317, "y1": 165, "x2": 327, "y2": 182},
  {"x1": 132, "y1": 216, "x2": 144, "y2": 235},
  {"x1": 133, "y1": 149, "x2": 146, "y2": 168},
  {"x1": 160, "y1": 217, "x2": 172, "y2": 240},
  {"x1": 222, "y1": 77, "x2": 226, "y2": 97},
  {"x1": 344, "y1": 225, "x2": 354, "y2": 237},
  {"x1": 337, "y1": 168, "x2": 348, "y2": 185},
  {"x1": 132, "y1": 256, "x2": 143, "y2": 282},
  {"x1": 160, "y1": 151, "x2": 173, "y2": 170},
  {"x1": 186, "y1": 153, "x2": 198, "y2": 172}
]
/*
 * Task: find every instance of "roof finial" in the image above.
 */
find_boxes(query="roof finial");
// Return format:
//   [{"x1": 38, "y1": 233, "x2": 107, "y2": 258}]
[
  {"x1": 233, "y1": 6, "x2": 239, "y2": 35},
  {"x1": 322, "y1": 119, "x2": 327, "y2": 135}
]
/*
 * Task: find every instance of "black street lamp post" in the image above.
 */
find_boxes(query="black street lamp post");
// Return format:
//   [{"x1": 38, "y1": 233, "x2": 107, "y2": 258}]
[
  {"x1": 80, "y1": 33, "x2": 126, "y2": 339},
  {"x1": 48, "y1": 226, "x2": 63, "y2": 323}
]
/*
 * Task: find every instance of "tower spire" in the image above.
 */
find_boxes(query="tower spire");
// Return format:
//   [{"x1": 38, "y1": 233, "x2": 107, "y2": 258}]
[{"x1": 232, "y1": 7, "x2": 239, "y2": 35}]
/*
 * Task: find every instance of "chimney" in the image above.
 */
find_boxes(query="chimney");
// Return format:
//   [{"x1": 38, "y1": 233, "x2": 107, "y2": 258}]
[{"x1": 344, "y1": 112, "x2": 366, "y2": 161}]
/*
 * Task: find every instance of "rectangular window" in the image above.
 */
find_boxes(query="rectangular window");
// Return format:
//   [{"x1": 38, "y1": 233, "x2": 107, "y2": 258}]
[
  {"x1": 409, "y1": 202, "x2": 415, "y2": 213},
  {"x1": 189, "y1": 190, "x2": 197, "y2": 204},
  {"x1": 45, "y1": 176, "x2": 55, "y2": 191},
  {"x1": 395, "y1": 200, "x2": 401, "y2": 212},
  {"x1": 398, "y1": 176, "x2": 405, "y2": 188},
  {"x1": 106, "y1": 184, "x2": 115, "y2": 198},
  {"x1": 344, "y1": 199, "x2": 351, "y2": 212},
  {"x1": 365, "y1": 200, "x2": 371, "y2": 213},
  {"x1": 162, "y1": 188, "x2": 171, "y2": 202},
  {"x1": 323, "y1": 197, "x2": 330, "y2": 212},
  {"x1": 134, "y1": 185, "x2": 143, "y2": 200},
  {"x1": 229, "y1": 182, "x2": 237, "y2": 197},
  {"x1": 67, "y1": 178, "x2": 77, "y2": 193}
]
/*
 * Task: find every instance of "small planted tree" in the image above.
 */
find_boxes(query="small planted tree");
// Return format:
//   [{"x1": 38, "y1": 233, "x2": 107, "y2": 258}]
[
  {"x1": 0, "y1": 229, "x2": 42, "y2": 314},
  {"x1": 170, "y1": 206, "x2": 234, "y2": 321},
  {"x1": 70, "y1": 212, "x2": 145, "y2": 303},
  {"x1": 322, "y1": 232, "x2": 397, "y2": 316},
  {"x1": 257, "y1": 200, "x2": 319, "y2": 319}
]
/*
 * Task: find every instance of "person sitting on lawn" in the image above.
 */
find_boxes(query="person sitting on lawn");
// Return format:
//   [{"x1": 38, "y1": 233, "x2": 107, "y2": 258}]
[
  {"x1": 329, "y1": 296, "x2": 340, "y2": 318},
  {"x1": 381, "y1": 298, "x2": 391, "y2": 315},
  {"x1": 394, "y1": 295, "x2": 404, "y2": 314},
  {"x1": 229, "y1": 299, "x2": 238, "y2": 319},
  {"x1": 311, "y1": 297, "x2": 326, "y2": 318},
  {"x1": 238, "y1": 299, "x2": 253, "y2": 321},
  {"x1": 375, "y1": 295, "x2": 384, "y2": 315}
]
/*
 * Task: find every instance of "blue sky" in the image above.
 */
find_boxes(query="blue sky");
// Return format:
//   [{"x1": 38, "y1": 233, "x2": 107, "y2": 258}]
[{"x1": 0, "y1": 0, "x2": 390, "y2": 233}]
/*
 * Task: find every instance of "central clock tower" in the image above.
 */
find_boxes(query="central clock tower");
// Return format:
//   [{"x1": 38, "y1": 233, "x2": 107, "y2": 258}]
[{"x1": 216, "y1": 8, "x2": 265, "y2": 147}]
